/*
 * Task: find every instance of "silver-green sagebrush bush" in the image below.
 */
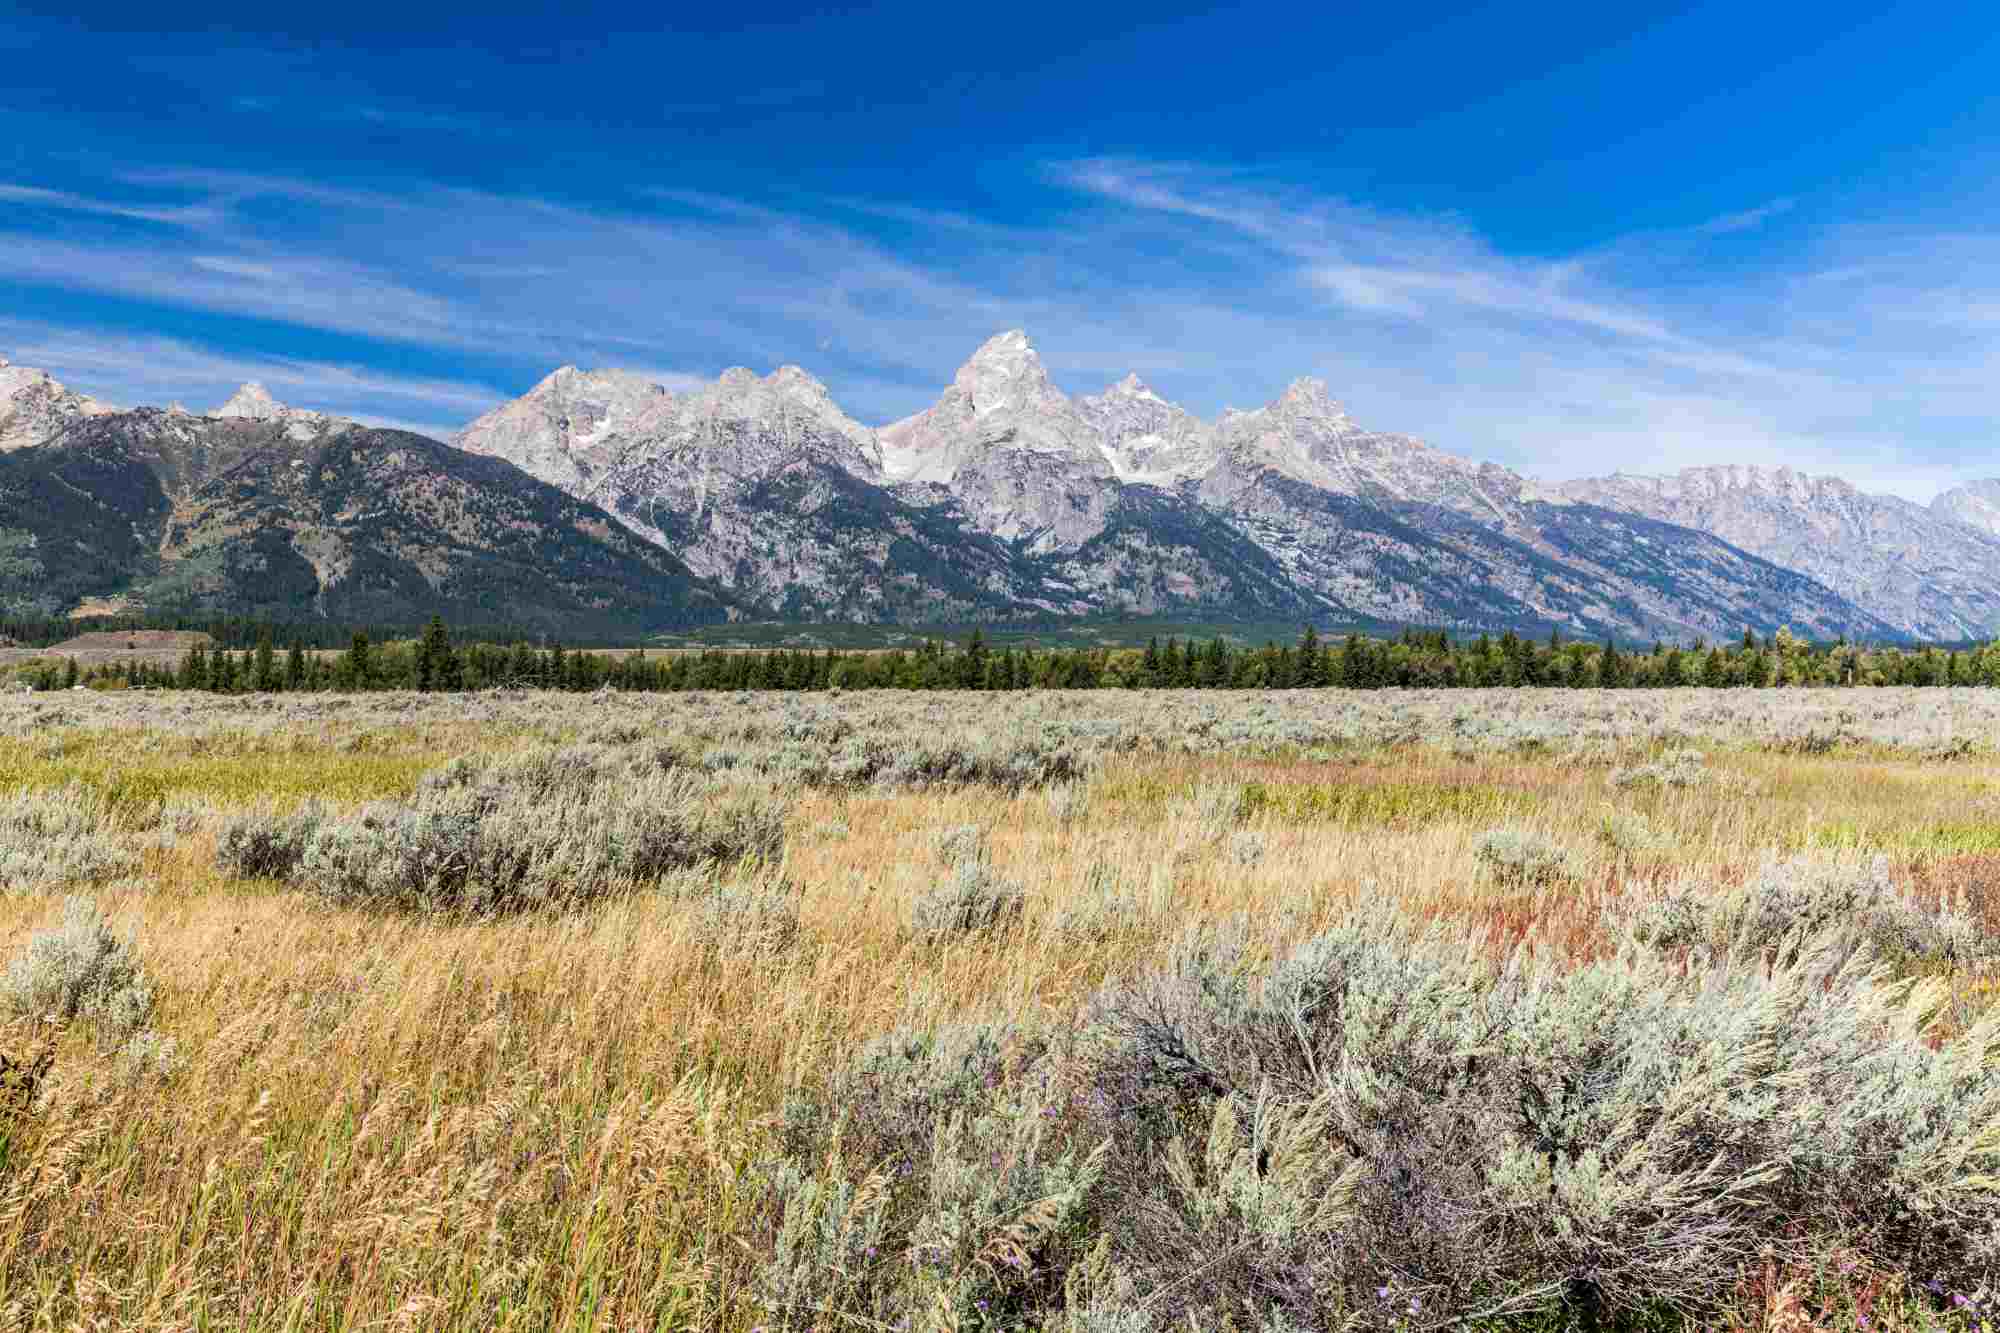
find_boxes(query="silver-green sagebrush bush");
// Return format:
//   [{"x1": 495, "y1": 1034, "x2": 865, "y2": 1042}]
[
  {"x1": 909, "y1": 824, "x2": 1024, "y2": 938},
  {"x1": 1473, "y1": 827, "x2": 1578, "y2": 888},
  {"x1": 908, "y1": 859, "x2": 1026, "y2": 939},
  {"x1": 0, "y1": 783, "x2": 138, "y2": 889},
  {"x1": 1597, "y1": 807, "x2": 1672, "y2": 857},
  {"x1": 1047, "y1": 863, "x2": 1147, "y2": 943},
  {"x1": 1, "y1": 894, "x2": 154, "y2": 1042},
  {"x1": 765, "y1": 904, "x2": 2000, "y2": 1331},
  {"x1": 219, "y1": 748, "x2": 787, "y2": 914},
  {"x1": 691, "y1": 872, "x2": 803, "y2": 958},
  {"x1": 763, "y1": 1021, "x2": 1103, "y2": 1327},
  {"x1": 1609, "y1": 750, "x2": 1713, "y2": 790},
  {"x1": 216, "y1": 802, "x2": 326, "y2": 880},
  {"x1": 1629, "y1": 854, "x2": 1997, "y2": 970}
]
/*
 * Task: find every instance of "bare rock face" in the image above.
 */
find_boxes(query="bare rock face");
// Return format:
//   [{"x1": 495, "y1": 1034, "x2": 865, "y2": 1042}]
[
  {"x1": 1934, "y1": 479, "x2": 2000, "y2": 540},
  {"x1": 0, "y1": 355, "x2": 116, "y2": 451},
  {"x1": 211, "y1": 382, "x2": 346, "y2": 442},
  {"x1": 454, "y1": 366, "x2": 677, "y2": 496},
  {"x1": 879, "y1": 331, "x2": 1123, "y2": 553},
  {"x1": 448, "y1": 331, "x2": 1905, "y2": 639},
  {"x1": 1075, "y1": 373, "x2": 1217, "y2": 482},
  {"x1": 1560, "y1": 467, "x2": 2000, "y2": 640},
  {"x1": 453, "y1": 361, "x2": 1054, "y2": 621}
]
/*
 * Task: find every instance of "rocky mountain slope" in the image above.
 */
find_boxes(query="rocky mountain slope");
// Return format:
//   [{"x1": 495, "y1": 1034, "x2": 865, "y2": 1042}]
[
  {"x1": 11, "y1": 336, "x2": 1996, "y2": 641},
  {"x1": 454, "y1": 332, "x2": 1901, "y2": 640},
  {"x1": 0, "y1": 380, "x2": 731, "y2": 634},
  {"x1": 0, "y1": 355, "x2": 115, "y2": 451},
  {"x1": 1559, "y1": 467, "x2": 2000, "y2": 640},
  {"x1": 1934, "y1": 480, "x2": 2000, "y2": 541},
  {"x1": 456, "y1": 346, "x2": 1315, "y2": 623}
]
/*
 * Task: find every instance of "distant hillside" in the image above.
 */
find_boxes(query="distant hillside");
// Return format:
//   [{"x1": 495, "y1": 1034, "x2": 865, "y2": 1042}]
[{"x1": 0, "y1": 401, "x2": 737, "y2": 638}]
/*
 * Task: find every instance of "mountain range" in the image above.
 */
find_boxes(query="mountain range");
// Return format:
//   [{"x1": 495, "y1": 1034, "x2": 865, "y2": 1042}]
[{"x1": 3, "y1": 335, "x2": 1996, "y2": 642}]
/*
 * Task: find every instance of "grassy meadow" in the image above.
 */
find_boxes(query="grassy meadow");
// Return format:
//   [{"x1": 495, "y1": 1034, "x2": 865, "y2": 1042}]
[{"x1": 5, "y1": 687, "x2": 2000, "y2": 1330}]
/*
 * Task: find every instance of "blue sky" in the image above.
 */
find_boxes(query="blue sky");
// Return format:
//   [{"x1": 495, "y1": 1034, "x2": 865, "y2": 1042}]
[{"x1": 5, "y1": 0, "x2": 2000, "y2": 496}]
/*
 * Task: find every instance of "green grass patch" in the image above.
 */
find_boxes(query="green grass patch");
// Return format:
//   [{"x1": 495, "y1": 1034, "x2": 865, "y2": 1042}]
[
  {"x1": 1241, "y1": 779, "x2": 1538, "y2": 828},
  {"x1": 0, "y1": 736, "x2": 442, "y2": 810},
  {"x1": 1800, "y1": 819, "x2": 2000, "y2": 857}
]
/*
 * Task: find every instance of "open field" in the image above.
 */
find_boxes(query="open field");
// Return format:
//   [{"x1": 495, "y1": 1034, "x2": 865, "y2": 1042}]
[
  {"x1": 0, "y1": 630, "x2": 213, "y2": 672},
  {"x1": 5, "y1": 688, "x2": 2000, "y2": 1329}
]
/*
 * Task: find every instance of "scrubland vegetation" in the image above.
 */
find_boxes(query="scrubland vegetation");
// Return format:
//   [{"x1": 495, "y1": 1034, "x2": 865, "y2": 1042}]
[{"x1": 6, "y1": 687, "x2": 2000, "y2": 1329}]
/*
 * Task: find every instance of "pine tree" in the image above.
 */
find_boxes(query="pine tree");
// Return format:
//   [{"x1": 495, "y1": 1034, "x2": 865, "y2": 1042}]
[
  {"x1": 1340, "y1": 632, "x2": 1365, "y2": 688},
  {"x1": 285, "y1": 641, "x2": 306, "y2": 690},
  {"x1": 252, "y1": 627, "x2": 276, "y2": 692},
  {"x1": 1599, "y1": 639, "x2": 1626, "y2": 689},
  {"x1": 341, "y1": 632, "x2": 372, "y2": 690},
  {"x1": 964, "y1": 627, "x2": 989, "y2": 690},
  {"x1": 1298, "y1": 625, "x2": 1322, "y2": 687},
  {"x1": 416, "y1": 615, "x2": 457, "y2": 692}
]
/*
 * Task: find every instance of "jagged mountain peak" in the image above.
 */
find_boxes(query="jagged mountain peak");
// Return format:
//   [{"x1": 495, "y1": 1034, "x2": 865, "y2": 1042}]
[
  {"x1": 214, "y1": 381, "x2": 285, "y2": 419},
  {"x1": 517, "y1": 365, "x2": 672, "y2": 407},
  {"x1": 1101, "y1": 371, "x2": 1164, "y2": 401},
  {"x1": 0, "y1": 332, "x2": 1931, "y2": 645},
  {"x1": 1571, "y1": 463, "x2": 1869, "y2": 507},
  {"x1": 210, "y1": 381, "x2": 343, "y2": 440},
  {"x1": 1273, "y1": 376, "x2": 1354, "y2": 422},
  {"x1": 1560, "y1": 464, "x2": 2000, "y2": 640},
  {"x1": 949, "y1": 329, "x2": 1064, "y2": 417},
  {"x1": 0, "y1": 354, "x2": 118, "y2": 450},
  {"x1": 768, "y1": 363, "x2": 828, "y2": 393},
  {"x1": 966, "y1": 328, "x2": 1036, "y2": 362}
]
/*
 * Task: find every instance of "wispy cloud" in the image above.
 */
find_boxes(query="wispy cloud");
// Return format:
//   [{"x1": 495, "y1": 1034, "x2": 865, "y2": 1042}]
[
  {"x1": 1698, "y1": 197, "x2": 1797, "y2": 234},
  {"x1": 0, "y1": 319, "x2": 505, "y2": 428},
  {"x1": 0, "y1": 182, "x2": 219, "y2": 228},
  {"x1": 4, "y1": 159, "x2": 2000, "y2": 498}
]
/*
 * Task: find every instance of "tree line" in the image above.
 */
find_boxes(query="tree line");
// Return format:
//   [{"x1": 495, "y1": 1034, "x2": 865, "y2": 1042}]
[{"x1": 23, "y1": 619, "x2": 2000, "y2": 693}]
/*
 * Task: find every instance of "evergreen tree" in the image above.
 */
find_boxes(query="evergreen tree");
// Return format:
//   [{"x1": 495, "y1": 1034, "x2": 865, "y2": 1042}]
[
  {"x1": 341, "y1": 632, "x2": 372, "y2": 690},
  {"x1": 963, "y1": 627, "x2": 989, "y2": 689},
  {"x1": 285, "y1": 640, "x2": 306, "y2": 690},
  {"x1": 1341, "y1": 632, "x2": 1366, "y2": 688},
  {"x1": 1599, "y1": 639, "x2": 1626, "y2": 689},
  {"x1": 416, "y1": 615, "x2": 458, "y2": 691},
  {"x1": 1298, "y1": 625, "x2": 1322, "y2": 687},
  {"x1": 252, "y1": 627, "x2": 276, "y2": 692}
]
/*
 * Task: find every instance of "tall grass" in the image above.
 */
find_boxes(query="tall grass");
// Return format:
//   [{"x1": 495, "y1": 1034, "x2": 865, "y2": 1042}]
[{"x1": 0, "y1": 689, "x2": 1994, "y2": 1329}]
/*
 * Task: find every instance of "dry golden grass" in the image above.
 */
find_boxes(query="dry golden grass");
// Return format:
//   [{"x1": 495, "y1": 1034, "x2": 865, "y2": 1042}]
[{"x1": 0, "y1": 688, "x2": 1994, "y2": 1329}]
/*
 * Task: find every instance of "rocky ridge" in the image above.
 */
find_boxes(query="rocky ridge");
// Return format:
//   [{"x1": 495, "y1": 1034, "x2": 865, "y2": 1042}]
[
  {"x1": 10, "y1": 338, "x2": 1999, "y2": 640},
  {"x1": 210, "y1": 381, "x2": 344, "y2": 440},
  {"x1": 0, "y1": 362, "x2": 731, "y2": 633},
  {"x1": 0, "y1": 355, "x2": 115, "y2": 451},
  {"x1": 1559, "y1": 467, "x2": 2000, "y2": 641},
  {"x1": 453, "y1": 332, "x2": 1911, "y2": 641}
]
